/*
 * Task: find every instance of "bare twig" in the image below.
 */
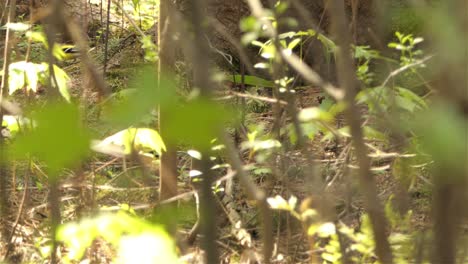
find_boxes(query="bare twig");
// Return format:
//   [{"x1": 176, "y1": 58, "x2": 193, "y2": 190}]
[
  {"x1": 103, "y1": 0, "x2": 112, "y2": 76},
  {"x1": 220, "y1": 90, "x2": 288, "y2": 105},
  {"x1": 221, "y1": 132, "x2": 273, "y2": 264},
  {"x1": 112, "y1": 0, "x2": 146, "y2": 38},
  {"x1": 4, "y1": 159, "x2": 30, "y2": 258},
  {"x1": 208, "y1": 18, "x2": 257, "y2": 76},
  {"x1": 280, "y1": 50, "x2": 344, "y2": 101},
  {"x1": 381, "y1": 55, "x2": 434, "y2": 88},
  {"x1": 63, "y1": 17, "x2": 111, "y2": 97}
]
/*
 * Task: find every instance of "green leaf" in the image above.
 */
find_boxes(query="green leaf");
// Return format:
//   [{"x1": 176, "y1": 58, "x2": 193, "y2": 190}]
[
  {"x1": 25, "y1": 31, "x2": 47, "y2": 45},
  {"x1": 298, "y1": 107, "x2": 333, "y2": 122},
  {"x1": 57, "y1": 212, "x2": 178, "y2": 263},
  {"x1": 316, "y1": 222, "x2": 336, "y2": 237},
  {"x1": 287, "y1": 38, "x2": 302, "y2": 50},
  {"x1": 7, "y1": 61, "x2": 41, "y2": 95},
  {"x1": 412, "y1": 103, "x2": 467, "y2": 177},
  {"x1": 413, "y1": 37, "x2": 424, "y2": 44},
  {"x1": 274, "y1": 1, "x2": 289, "y2": 14},
  {"x1": 397, "y1": 87, "x2": 427, "y2": 111},
  {"x1": 260, "y1": 43, "x2": 276, "y2": 59},
  {"x1": 10, "y1": 102, "x2": 91, "y2": 175},
  {"x1": 47, "y1": 63, "x2": 71, "y2": 102},
  {"x1": 363, "y1": 126, "x2": 388, "y2": 142},
  {"x1": 2, "y1": 115, "x2": 33, "y2": 137},
  {"x1": 104, "y1": 66, "x2": 177, "y2": 128},
  {"x1": 241, "y1": 32, "x2": 259, "y2": 46},
  {"x1": 301, "y1": 123, "x2": 319, "y2": 141},
  {"x1": 278, "y1": 31, "x2": 297, "y2": 39},
  {"x1": 6, "y1": 61, "x2": 71, "y2": 101},
  {"x1": 240, "y1": 16, "x2": 259, "y2": 32},
  {"x1": 322, "y1": 252, "x2": 340, "y2": 263},
  {"x1": 317, "y1": 33, "x2": 336, "y2": 53},
  {"x1": 241, "y1": 138, "x2": 281, "y2": 151},
  {"x1": 228, "y1": 74, "x2": 274, "y2": 88},
  {"x1": 163, "y1": 99, "x2": 233, "y2": 149},
  {"x1": 118, "y1": 232, "x2": 177, "y2": 263},
  {"x1": 187, "y1": 149, "x2": 202, "y2": 160},
  {"x1": 353, "y1": 45, "x2": 380, "y2": 60},
  {"x1": 322, "y1": 126, "x2": 351, "y2": 142},
  {"x1": 267, "y1": 195, "x2": 294, "y2": 211}
]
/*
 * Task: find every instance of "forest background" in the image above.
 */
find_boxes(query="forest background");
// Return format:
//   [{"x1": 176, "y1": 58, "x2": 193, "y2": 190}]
[{"x1": 0, "y1": 0, "x2": 467, "y2": 263}]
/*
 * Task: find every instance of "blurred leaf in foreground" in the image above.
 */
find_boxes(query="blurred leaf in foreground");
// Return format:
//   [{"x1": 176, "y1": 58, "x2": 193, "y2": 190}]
[
  {"x1": 10, "y1": 102, "x2": 90, "y2": 176},
  {"x1": 412, "y1": 102, "x2": 467, "y2": 180},
  {"x1": 103, "y1": 66, "x2": 177, "y2": 128},
  {"x1": 164, "y1": 98, "x2": 234, "y2": 149},
  {"x1": 57, "y1": 211, "x2": 178, "y2": 264}
]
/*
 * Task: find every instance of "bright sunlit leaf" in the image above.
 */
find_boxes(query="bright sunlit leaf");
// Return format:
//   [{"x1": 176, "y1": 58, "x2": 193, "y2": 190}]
[
  {"x1": 25, "y1": 30, "x2": 47, "y2": 44},
  {"x1": 413, "y1": 103, "x2": 467, "y2": 177},
  {"x1": 1, "y1": 115, "x2": 33, "y2": 137},
  {"x1": 3, "y1": 22, "x2": 30, "y2": 31},
  {"x1": 93, "y1": 128, "x2": 166, "y2": 157},
  {"x1": 57, "y1": 212, "x2": 178, "y2": 263},
  {"x1": 267, "y1": 195, "x2": 296, "y2": 211},
  {"x1": 187, "y1": 149, "x2": 202, "y2": 160},
  {"x1": 104, "y1": 66, "x2": 177, "y2": 128},
  {"x1": 118, "y1": 232, "x2": 178, "y2": 264},
  {"x1": 298, "y1": 107, "x2": 333, "y2": 122},
  {"x1": 317, "y1": 222, "x2": 336, "y2": 237},
  {"x1": 5, "y1": 61, "x2": 71, "y2": 102}
]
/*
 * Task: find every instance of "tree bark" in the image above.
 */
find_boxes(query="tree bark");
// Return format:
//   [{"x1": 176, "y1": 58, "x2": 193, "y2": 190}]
[{"x1": 158, "y1": 0, "x2": 178, "y2": 237}]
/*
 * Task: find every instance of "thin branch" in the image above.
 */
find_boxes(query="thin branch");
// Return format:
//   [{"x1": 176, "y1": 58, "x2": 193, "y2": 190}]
[
  {"x1": 103, "y1": 0, "x2": 112, "y2": 76},
  {"x1": 208, "y1": 18, "x2": 257, "y2": 76},
  {"x1": 188, "y1": 0, "x2": 220, "y2": 262},
  {"x1": 280, "y1": 50, "x2": 344, "y2": 101},
  {"x1": 221, "y1": 132, "x2": 273, "y2": 264},
  {"x1": 219, "y1": 90, "x2": 288, "y2": 105},
  {"x1": 381, "y1": 55, "x2": 434, "y2": 88},
  {"x1": 0, "y1": 0, "x2": 16, "y2": 255}
]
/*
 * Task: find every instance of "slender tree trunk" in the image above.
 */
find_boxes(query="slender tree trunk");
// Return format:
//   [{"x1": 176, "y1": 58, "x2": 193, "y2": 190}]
[
  {"x1": 328, "y1": 1, "x2": 394, "y2": 263},
  {"x1": 158, "y1": 0, "x2": 178, "y2": 201},
  {"x1": 187, "y1": 0, "x2": 220, "y2": 262},
  {"x1": 158, "y1": 0, "x2": 178, "y2": 237},
  {"x1": 0, "y1": 0, "x2": 16, "y2": 251}
]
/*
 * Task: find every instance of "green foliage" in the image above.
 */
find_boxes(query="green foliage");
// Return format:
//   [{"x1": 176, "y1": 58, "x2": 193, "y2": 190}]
[
  {"x1": 357, "y1": 86, "x2": 427, "y2": 114},
  {"x1": 2, "y1": 61, "x2": 71, "y2": 101},
  {"x1": 57, "y1": 210, "x2": 178, "y2": 263},
  {"x1": 103, "y1": 66, "x2": 176, "y2": 128},
  {"x1": 1, "y1": 115, "x2": 34, "y2": 137},
  {"x1": 412, "y1": 102, "x2": 467, "y2": 177},
  {"x1": 388, "y1": 32, "x2": 425, "y2": 66},
  {"x1": 10, "y1": 102, "x2": 91, "y2": 176},
  {"x1": 227, "y1": 74, "x2": 275, "y2": 88},
  {"x1": 267, "y1": 195, "x2": 298, "y2": 213},
  {"x1": 353, "y1": 45, "x2": 391, "y2": 86},
  {"x1": 163, "y1": 98, "x2": 233, "y2": 149},
  {"x1": 140, "y1": 36, "x2": 158, "y2": 62},
  {"x1": 388, "y1": 3, "x2": 425, "y2": 36},
  {"x1": 241, "y1": 123, "x2": 281, "y2": 163}
]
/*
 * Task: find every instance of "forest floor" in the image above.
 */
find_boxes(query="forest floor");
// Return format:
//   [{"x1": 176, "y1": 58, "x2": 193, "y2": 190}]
[{"x1": 2, "y1": 27, "x2": 433, "y2": 264}]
